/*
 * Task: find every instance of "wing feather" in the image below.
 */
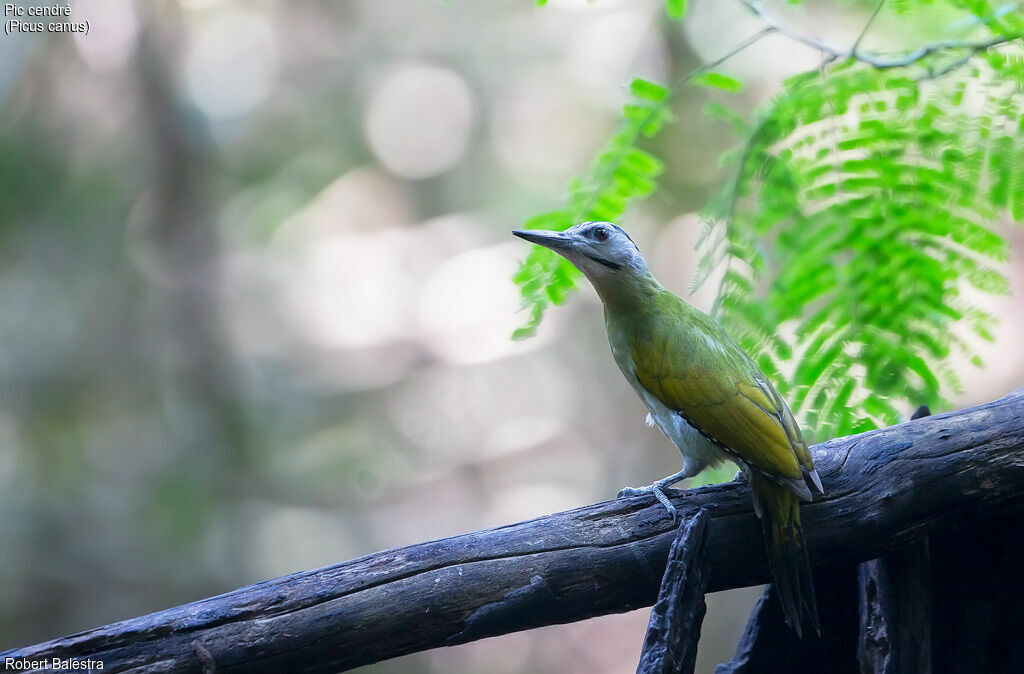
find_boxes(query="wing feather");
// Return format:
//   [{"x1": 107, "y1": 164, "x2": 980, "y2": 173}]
[{"x1": 630, "y1": 309, "x2": 821, "y2": 499}]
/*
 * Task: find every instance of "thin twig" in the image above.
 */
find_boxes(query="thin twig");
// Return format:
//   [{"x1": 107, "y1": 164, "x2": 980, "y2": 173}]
[
  {"x1": 574, "y1": 26, "x2": 776, "y2": 221},
  {"x1": 738, "y1": 0, "x2": 1021, "y2": 70},
  {"x1": 670, "y1": 26, "x2": 777, "y2": 94},
  {"x1": 852, "y1": 0, "x2": 887, "y2": 55}
]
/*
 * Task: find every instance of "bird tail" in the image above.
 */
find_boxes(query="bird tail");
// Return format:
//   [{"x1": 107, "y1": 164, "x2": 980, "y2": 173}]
[{"x1": 750, "y1": 472, "x2": 820, "y2": 639}]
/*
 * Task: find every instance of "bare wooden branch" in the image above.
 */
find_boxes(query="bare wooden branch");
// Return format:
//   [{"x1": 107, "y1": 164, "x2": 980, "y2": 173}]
[
  {"x1": 738, "y1": 0, "x2": 1022, "y2": 70},
  {"x1": 857, "y1": 539, "x2": 933, "y2": 673},
  {"x1": 3, "y1": 389, "x2": 1023, "y2": 673},
  {"x1": 636, "y1": 509, "x2": 710, "y2": 674},
  {"x1": 858, "y1": 405, "x2": 933, "y2": 674}
]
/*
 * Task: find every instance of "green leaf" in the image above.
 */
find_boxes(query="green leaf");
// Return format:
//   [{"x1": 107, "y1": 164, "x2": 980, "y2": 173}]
[
  {"x1": 704, "y1": 101, "x2": 749, "y2": 136},
  {"x1": 666, "y1": 0, "x2": 687, "y2": 20},
  {"x1": 629, "y1": 78, "x2": 669, "y2": 102},
  {"x1": 692, "y1": 71, "x2": 743, "y2": 92}
]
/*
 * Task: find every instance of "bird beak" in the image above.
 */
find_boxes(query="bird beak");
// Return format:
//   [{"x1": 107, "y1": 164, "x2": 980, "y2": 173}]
[{"x1": 512, "y1": 229, "x2": 576, "y2": 251}]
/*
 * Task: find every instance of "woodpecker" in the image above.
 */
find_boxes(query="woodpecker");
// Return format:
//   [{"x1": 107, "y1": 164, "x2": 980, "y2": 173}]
[{"x1": 513, "y1": 221, "x2": 823, "y2": 637}]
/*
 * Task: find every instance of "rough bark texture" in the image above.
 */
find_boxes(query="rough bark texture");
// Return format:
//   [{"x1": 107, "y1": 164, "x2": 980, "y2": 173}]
[
  {"x1": 636, "y1": 509, "x2": 710, "y2": 674},
  {"x1": 857, "y1": 539, "x2": 933, "y2": 673},
  {"x1": 857, "y1": 404, "x2": 933, "y2": 674},
  {"x1": 3, "y1": 389, "x2": 1023, "y2": 673}
]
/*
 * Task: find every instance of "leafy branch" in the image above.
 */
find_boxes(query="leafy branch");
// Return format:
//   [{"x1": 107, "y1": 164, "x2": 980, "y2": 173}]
[
  {"x1": 515, "y1": 0, "x2": 1024, "y2": 437},
  {"x1": 699, "y1": 5, "x2": 1024, "y2": 437},
  {"x1": 511, "y1": 27, "x2": 773, "y2": 338}
]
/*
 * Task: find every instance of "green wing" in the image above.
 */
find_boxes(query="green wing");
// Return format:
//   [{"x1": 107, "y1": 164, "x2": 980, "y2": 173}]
[{"x1": 630, "y1": 300, "x2": 820, "y2": 499}]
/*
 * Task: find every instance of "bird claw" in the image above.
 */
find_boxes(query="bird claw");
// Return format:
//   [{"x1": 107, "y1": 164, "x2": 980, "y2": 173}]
[{"x1": 617, "y1": 483, "x2": 680, "y2": 523}]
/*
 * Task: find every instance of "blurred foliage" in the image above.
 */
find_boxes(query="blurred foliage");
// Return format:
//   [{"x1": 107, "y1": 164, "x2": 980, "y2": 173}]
[
  {"x1": 699, "y1": 57, "x2": 1022, "y2": 439},
  {"x1": 515, "y1": 0, "x2": 1024, "y2": 439},
  {"x1": 511, "y1": 77, "x2": 671, "y2": 338}
]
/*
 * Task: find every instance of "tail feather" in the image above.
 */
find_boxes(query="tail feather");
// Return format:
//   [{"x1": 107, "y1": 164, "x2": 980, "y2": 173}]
[{"x1": 750, "y1": 472, "x2": 820, "y2": 638}]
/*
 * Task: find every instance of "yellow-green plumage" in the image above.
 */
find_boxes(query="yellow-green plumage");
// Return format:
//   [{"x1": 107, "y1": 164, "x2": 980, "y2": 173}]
[
  {"x1": 513, "y1": 221, "x2": 823, "y2": 637},
  {"x1": 625, "y1": 297, "x2": 817, "y2": 498},
  {"x1": 749, "y1": 472, "x2": 820, "y2": 637}
]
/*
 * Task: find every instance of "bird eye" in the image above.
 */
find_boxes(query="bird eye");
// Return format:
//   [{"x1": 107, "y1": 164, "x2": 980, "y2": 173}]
[{"x1": 593, "y1": 227, "x2": 609, "y2": 241}]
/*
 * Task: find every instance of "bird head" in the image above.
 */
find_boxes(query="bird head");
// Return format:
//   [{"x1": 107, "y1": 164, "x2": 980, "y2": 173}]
[{"x1": 512, "y1": 222, "x2": 648, "y2": 284}]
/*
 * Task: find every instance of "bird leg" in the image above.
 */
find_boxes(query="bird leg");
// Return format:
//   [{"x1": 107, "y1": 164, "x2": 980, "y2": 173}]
[{"x1": 617, "y1": 464, "x2": 701, "y2": 522}]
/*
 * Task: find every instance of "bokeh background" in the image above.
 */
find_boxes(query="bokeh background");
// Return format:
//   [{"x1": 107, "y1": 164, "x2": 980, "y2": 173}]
[{"x1": 2, "y1": 0, "x2": 1022, "y2": 671}]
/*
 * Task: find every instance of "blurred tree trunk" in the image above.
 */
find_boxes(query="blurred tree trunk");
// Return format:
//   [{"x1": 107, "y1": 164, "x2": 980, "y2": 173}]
[{"x1": 135, "y1": 8, "x2": 250, "y2": 575}]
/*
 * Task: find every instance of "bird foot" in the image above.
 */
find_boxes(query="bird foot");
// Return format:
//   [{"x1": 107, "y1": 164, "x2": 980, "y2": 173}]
[{"x1": 617, "y1": 482, "x2": 680, "y2": 522}]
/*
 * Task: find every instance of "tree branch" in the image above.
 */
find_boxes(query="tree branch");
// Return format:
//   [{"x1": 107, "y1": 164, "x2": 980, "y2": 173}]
[
  {"x1": 851, "y1": 0, "x2": 887, "y2": 55},
  {"x1": 739, "y1": 0, "x2": 1022, "y2": 70},
  {"x1": 637, "y1": 509, "x2": 710, "y2": 674},
  {"x1": 857, "y1": 404, "x2": 934, "y2": 673},
  {"x1": 4, "y1": 389, "x2": 1024, "y2": 673}
]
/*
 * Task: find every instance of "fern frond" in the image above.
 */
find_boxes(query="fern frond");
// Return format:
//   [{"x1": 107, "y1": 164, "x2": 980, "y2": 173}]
[{"x1": 702, "y1": 47, "x2": 1022, "y2": 439}]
